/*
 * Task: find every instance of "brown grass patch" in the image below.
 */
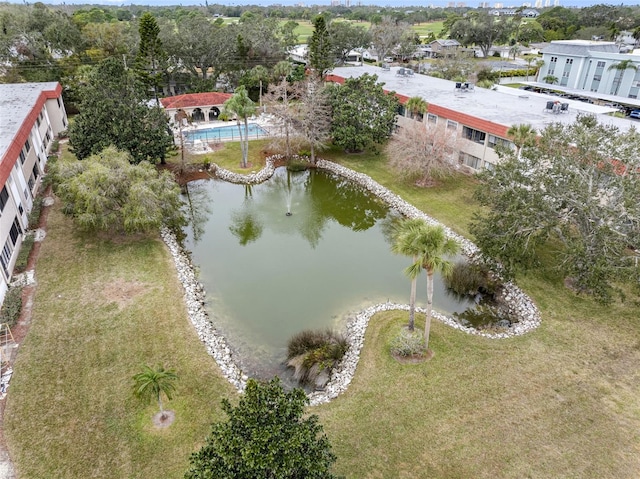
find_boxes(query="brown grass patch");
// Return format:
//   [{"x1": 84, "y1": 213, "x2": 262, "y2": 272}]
[{"x1": 99, "y1": 279, "x2": 151, "y2": 310}]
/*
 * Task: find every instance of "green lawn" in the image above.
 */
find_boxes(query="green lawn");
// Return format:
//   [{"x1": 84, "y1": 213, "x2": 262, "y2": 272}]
[
  {"x1": 5, "y1": 144, "x2": 640, "y2": 478},
  {"x1": 289, "y1": 20, "x2": 443, "y2": 44}
]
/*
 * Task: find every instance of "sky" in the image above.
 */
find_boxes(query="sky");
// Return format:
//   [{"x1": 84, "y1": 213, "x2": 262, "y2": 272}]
[{"x1": 3, "y1": 0, "x2": 638, "y2": 8}]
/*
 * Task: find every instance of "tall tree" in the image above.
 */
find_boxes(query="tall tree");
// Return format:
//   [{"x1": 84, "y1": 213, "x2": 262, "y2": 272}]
[
  {"x1": 607, "y1": 59, "x2": 637, "y2": 96},
  {"x1": 185, "y1": 377, "x2": 340, "y2": 479},
  {"x1": 391, "y1": 218, "x2": 426, "y2": 331},
  {"x1": 369, "y1": 16, "x2": 408, "y2": 63},
  {"x1": 449, "y1": 12, "x2": 511, "y2": 58},
  {"x1": 405, "y1": 96, "x2": 427, "y2": 121},
  {"x1": 135, "y1": 12, "x2": 165, "y2": 105},
  {"x1": 328, "y1": 73, "x2": 398, "y2": 153},
  {"x1": 132, "y1": 364, "x2": 178, "y2": 421},
  {"x1": 52, "y1": 147, "x2": 185, "y2": 234},
  {"x1": 224, "y1": 86, "x2": 257, "y2": 168},
  {"x1": 471, "y1": 115, "x2": 640, "y2": 304},
  {"x1": 328, "y1": 20, "x2": 370, "y2": 65},
  {"x1": 308, "y1": 15, "x2": 332, "y2": 79},
  {"x1": 506, "y1": 123, "x2": 536, "y2": 159},
  {"x1": 413, "y1": 223, "x2": 459, "y2": 349},
  {"x1": 68, "y1": 57, "x2": 173, "y2": 164},
  {"x1": 299, "y1": 77, "x2": 332, "y2": 164}
]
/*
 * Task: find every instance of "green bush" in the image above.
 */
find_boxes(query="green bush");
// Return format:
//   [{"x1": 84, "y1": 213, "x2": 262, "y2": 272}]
[
  {"x1": 287, "y1": 158, "x2": 309, "y2": 172},
  {"x1": 13, "y1": 234, "x2": 34, "y2": 274},
  {"x1": 454, "y1": 304, "x2": 513, "y2": 330},
  {"x1": 389, "y1": 327, "x2": 426, "y2": 357},
  {"x1": 286, "y1": 329, "x2": 348, "y2": 386},
  {"x1": 444, "y1": 261, "x2": 500, "y2": 299},
  {"x1": 28, "y1": 197, "x2": 44, "y2": 230},
  {"x1": 0, "y1": 286, "x2": 23, "y2": 327}
]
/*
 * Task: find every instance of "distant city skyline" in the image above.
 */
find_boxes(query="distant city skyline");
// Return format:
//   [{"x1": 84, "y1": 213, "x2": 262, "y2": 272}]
[{"x1": 2, "y1": 0, "x2": 637, "y2": 8}]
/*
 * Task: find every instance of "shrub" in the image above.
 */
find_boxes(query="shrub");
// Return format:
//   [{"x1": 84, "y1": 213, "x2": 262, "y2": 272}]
[
  {"x1": 287, "y1": 158, "x2": 308, "y2": 172},
  {"x1": 444, "y1": 261, "x2": 500, "y2": 299},
  {"x1": 28, "y1": 197, "x2": 44, "y2": 230},
  {"x1": 389, "y1": 327, "x2": 426, "y2": 357},
  {"x1": 0, "y1": 286, "x2": 23, "y2": 327},
  {"x1": 476, "y1": 79, "x2": 495, "y2": 89},
  {"x1": 286, "y1": 329, "x2": 348, "y2": 387},
  {"x1": 454, "y1": 304, "x2": 514, "y2": 330},
  {"x1": 13, "y1": 234, "x2": 34, "y2": 274}
]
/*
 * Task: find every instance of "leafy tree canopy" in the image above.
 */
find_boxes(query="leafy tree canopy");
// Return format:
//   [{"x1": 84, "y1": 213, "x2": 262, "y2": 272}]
[
  {"x1": 328, "y1": 73, "x2": 398, "y2": 152},
  {"x1": 471, "y1": 115, "x2": 640, "y2": 304},
  {"x1": 68, "y1": 57, "x2": 173, "y2": 164},
  {"x1": 52, "y1": 146, "x2": 185, "y2": 234},
  {"x1": 185, "y1": 377, "x2": 341, "y2": 479}
]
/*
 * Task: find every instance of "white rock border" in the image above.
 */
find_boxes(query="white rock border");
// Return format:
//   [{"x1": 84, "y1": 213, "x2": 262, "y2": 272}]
[{"x1": 161, "y1": 155, "x2": 541, "y2": 405}]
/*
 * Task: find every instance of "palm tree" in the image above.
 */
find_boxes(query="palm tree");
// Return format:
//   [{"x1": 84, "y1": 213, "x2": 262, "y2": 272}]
[
  {"x1": 608, "y1": 59, "x2": 637, "y2": 96},
  {"x1": 413, "y1": 223, "x2": 460, "y2": 350},
  {"x1": 542, "y1": 75, "x2": 558, "y2": 85},
  {"x1": 133, "y1": 364, "x2": 178, "y2": 420},
  {"x1": 250, "y1": 65, "x2": 269, "y2": 110},
  {"x1": 405, "y1": 96, "x2": 427, "y2": 121},
  {"x1": 223, "y1": 86, "x2": 257, "y2": 168},
  {"x1": 391, "y1": 218, "x2": 428, "y2": 331},
  {"x1": 507, "y1": 123, "x2": 536, "y2": 160}
]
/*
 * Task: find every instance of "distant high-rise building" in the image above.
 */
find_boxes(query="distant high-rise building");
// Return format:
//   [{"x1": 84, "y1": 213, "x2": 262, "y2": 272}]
[
  {"x1": 457, "y1": 2, "x2": 466, "y2": 7},
  {"x1": 447, "y1": 2, "x2": 456, "y2": 7},
  {"x1": 553, "y1": 0, "x2": 560, "y2": 5},
  {"x1": 544, "y1": 0, "x2": 550, "y2": 6},
  {"x1": 494, "y1": 2, "x2": 503, "y2": 8},
  {"x1": 479, "y1": 1, "x2": 489, "y2": 6},
  {"x1": 535, "y1": 0, "x2": 542, "y2": 7}
]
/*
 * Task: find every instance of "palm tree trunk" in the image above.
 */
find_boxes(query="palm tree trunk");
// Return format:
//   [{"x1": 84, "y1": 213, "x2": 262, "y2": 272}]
[
  {"x1": 236, "y1": 119, "x2": 245, "y2": 167},
  {"x1": 158, "y1": 393, "x2": 165, "y2": 418},
  {"x1": 424, "y1": 270, "x2": 434, "y2": 350},
  {"x1": 243, "y1": 117, "x2": 250, "y2": 168},
  {"x1": 408, "y1": 276, "x2": 416, "y2": 331}
]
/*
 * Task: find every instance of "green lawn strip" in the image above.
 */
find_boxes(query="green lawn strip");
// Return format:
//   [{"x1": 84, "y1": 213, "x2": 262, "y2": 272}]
[
  {"x1": 316, "y1": 301, "x2": 640, "y2": 478},
  {"x1": 6, "y1": 142, "x2": 640, "y2": 478},
  {"x1": 4, "y1": 205, "x2": 236, "y2": 478}
]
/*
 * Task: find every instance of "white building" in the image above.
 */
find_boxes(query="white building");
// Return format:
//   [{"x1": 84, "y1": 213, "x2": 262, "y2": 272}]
[
  {"x1": 0, "y1": 82, "x2": 67, "y2": 306},
  {"x1": 328, "y1": 64, "x2": 635, "y2": 173},
  {"x1": 537, "y1": 40, "x2": 640, "y2": 101}
]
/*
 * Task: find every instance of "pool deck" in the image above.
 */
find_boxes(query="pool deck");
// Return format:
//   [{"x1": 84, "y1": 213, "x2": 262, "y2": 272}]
[{"x1": 176, "y1": 114, "x2": 281, "y2": 154}]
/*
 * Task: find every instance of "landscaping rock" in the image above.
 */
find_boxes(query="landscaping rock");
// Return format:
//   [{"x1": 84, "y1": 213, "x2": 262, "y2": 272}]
[{"x1": 162, "y1": 155, "x2": 542, "y2": 406}]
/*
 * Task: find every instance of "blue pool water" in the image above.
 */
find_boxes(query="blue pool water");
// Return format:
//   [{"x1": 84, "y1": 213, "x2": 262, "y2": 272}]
[{"x1": 185, "y1": 123, "x2": 268, "y2": 142}]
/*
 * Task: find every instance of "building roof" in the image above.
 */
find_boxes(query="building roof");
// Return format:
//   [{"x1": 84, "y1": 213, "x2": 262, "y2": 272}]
[
  {"x1": 329, "y1": 65, "x2": 637, "y2": 137},
  {"x1": 0, "y1": 82, "x2": 61, "y2": 183},
  {"x1": 542, "y1": 40, "x2": 619, "y2": 56},
  {"x1": 160, "y1": 92, "x2": 233, "y2": 110}
]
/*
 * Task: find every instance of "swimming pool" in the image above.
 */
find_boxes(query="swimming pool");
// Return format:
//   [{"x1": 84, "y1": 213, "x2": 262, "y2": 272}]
[{"x1": 185, "y1": 123, "x2": 269, "y2": 142}]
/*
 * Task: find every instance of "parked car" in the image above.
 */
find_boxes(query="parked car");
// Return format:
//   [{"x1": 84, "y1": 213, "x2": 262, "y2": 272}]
[{"x1": 629, "y1": 110, "x2": 640, "y2": 119}]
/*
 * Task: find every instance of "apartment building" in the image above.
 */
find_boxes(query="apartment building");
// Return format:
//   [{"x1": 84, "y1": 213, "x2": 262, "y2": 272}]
[
  {"x1": 0, "y1": 82, "x2": 67, "y2": 305},
  {"x1": 328, "y1": 64, "x2": 635, "y2": 172},
  {"x1": 537, "y1": 40, "x2": 640, "y2": 103}
]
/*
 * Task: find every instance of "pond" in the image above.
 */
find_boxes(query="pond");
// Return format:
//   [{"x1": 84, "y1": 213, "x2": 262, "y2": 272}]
[{"x1": 182, "y1": 167, "x2": 473, "y2": 383}]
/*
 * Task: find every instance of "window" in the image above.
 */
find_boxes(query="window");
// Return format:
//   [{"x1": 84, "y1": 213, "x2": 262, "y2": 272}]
[
  {"x1": 597, "y1": 61, "x2": 605, "y2": 68},
  {"x1": 0, "y1": 186, "x2": 8, "y2": 213},
  {"x1": 32, "y1": 163, "x2": 40, "y2": 180},
  {"x1": 462, "y1": 126, "x2": 486, "y2": 144},
  {"x1": 427, "y1": 113, "x2": 437, "y2": 124},
  {"x1": 550, "y1": 56, "x2": 557, "y2": 63},
  {"x1": 593, "y1": 74, "x2": 602, "y2": 81},
  {"x1": 565, "y1": 58, "x2": 573, "y2": 64},
  {"x1": 487, "y1": 135, "x2": 512, "y2": 149},
  {"x1": 36, "y1": 116, "x2": 41, "y2": 128},
  {"x1": 57, "y1": 97, "x2": 61, "y2": 108},
  {"x1": 562, "y1": 71, "x2": 570, "y2": 78},
  {"x1": 9, "y1": 218, "x2": 21, "y2": 245},
  {"x1": 447, "y1": 120, "x2": 458, "y2": 130},
  {"x1": 459, "y1": 151, "x2": 481, "y2": 169},
  {"x1": 548, "y1": 68, "x2": 555, "y2": 75},
  {"x1": 19, "y1": 150, "x2": 26, "y2": 164},
  {"x1": 24, "y1": 139, "x2": 31, "y2": 153},
  {"x1": 1, "y1": 240, "x2": 12, "y2": 278}
]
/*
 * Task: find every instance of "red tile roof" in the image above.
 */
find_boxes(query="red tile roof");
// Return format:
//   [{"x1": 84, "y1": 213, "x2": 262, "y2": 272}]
[{"x1": 160, "y1": 92, "x2": 233, "y2": 110}]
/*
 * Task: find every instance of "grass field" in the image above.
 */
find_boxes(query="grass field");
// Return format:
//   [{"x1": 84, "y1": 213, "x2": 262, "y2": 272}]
[
  {"x1": 4, "y1": 143, "x2": 640, "y2": 478},
  {"x1": 290, "y1": 20, "x2": 444, "y2": 44}
]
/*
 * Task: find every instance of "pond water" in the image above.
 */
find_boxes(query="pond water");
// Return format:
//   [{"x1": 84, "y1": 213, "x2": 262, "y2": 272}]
[{"x1": 182, "y1": 167, "x2": 473, "y2": 382}]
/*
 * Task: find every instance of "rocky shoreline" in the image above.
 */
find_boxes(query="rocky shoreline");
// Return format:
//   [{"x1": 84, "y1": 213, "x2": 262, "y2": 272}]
[{"x1": 162, "y1": 155, "x2": 541, "y2": 406}]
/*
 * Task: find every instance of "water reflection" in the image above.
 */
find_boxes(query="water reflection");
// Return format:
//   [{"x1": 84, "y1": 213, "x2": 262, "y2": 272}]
[{"x1": 182, "y1": 167, "x2": 473, "y2": 383}]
